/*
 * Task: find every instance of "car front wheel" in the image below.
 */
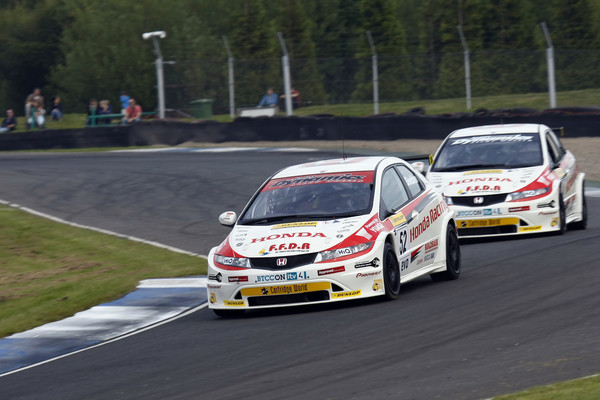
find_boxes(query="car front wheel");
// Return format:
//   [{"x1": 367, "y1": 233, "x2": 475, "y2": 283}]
[{"x1": 383, "y1": 242, "x2": 401, "y2": 300}]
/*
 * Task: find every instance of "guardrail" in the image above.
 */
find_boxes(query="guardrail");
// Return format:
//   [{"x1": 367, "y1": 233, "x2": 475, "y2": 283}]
[{"x1": 87, "y1": 111, "x2": 156, "y2": 127}]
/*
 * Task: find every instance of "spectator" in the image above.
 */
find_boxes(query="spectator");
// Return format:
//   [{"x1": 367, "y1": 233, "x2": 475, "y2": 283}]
[
  {"x1": 123, "y1": 98, "x2": 142, "y2": 124},
  {"x1": 27, "y1": 99, "x2": 45, "y2": 129},
  {"x1": 25, "y1": 88, "x2": 44, "y2": 124},
  {"x1": 0, "y1": 109, "x2": 17, "y2": 133},
  {"x1": 49, "y1": 96, "x2": 63, "y2": 121},
  {"x1": 280, "y1": 88, "x2": 301, "y2": 109},
  {"x1": 119, "y1": 91, "x2": 130, "y2": 115},
  {"x1": 86, "y1": 98, "x2": 98, "y2": 126},
  {"x1": 258, "y1": 88, "x2": 278, "y2": 108},
  {"x1": 98, "y1": 99, "x2": 113, "y2": 125}
]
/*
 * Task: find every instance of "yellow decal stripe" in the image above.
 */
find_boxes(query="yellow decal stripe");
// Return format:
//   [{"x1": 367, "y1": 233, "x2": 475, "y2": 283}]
[
  {"x1": 331, "y1": 290, "x2": 361, "y2": 299},
  {"x1": 457, "y1": 217, "x2": 519, "y2": 228},
  {"x1": 518, "y1": 225, "x2": 542, "y2": 232},
  {"x1": 240, "y1": 282, "x2": 331, "y2": 296}
]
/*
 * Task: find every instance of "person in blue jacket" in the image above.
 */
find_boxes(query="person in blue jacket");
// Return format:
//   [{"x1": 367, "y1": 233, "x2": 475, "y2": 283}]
[{"x1": 258, "y1": 88, "x2": 278, "y2": 108}]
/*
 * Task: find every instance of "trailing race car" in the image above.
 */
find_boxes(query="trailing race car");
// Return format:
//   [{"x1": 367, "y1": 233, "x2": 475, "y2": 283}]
[
  {"x1": 426, "y1": 123, "x2": 587, "y2": 238},
  {"x1": 207, "y1": 156, "x2": 461, "y2": 316}
]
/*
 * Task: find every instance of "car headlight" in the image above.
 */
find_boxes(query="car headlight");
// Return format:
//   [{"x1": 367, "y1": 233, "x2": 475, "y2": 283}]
[
  {"x1": 506, "y1": 187, "x2": 550, "y2": 202},
  {"x1": 315, "y1": 242, "x2": 373, "y2": 262},
  {"x1": 214, "y1": 254, "x2": 250, "y2": 268}
]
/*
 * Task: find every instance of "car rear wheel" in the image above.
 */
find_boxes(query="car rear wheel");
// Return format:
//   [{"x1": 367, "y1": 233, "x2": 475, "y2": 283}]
[
  {"x1": 570, "y1": 182, "x2": 587, "y2": 230},
  {"x1": 383, "y1": 242, "x2": 401, "y2": 300},
  {"x1": 431, "y1": 224, "x2": 461, "y2": 282}
]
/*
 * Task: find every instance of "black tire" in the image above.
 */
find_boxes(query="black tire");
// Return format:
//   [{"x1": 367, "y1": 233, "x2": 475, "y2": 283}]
[
  {"x1": 213, "y1": 309, "x2": 245, "y2": 318},
  {"x1": 383, "y1": 242, "x2": 401, "y2": 300},
  {"x1": 431, "y1": 224, "x2": 461, "y2": 282},
  {"x1": 570, "y1": 182, "x2": 588, "y2": 230},
  {"x1": 556, "y1": 194, "x2": 566, "y2": 235}
]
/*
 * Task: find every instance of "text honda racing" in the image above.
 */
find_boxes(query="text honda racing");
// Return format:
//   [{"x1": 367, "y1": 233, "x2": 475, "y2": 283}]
[{"x1": 207, "y1": 156, "x2": 461, "y2": 317}]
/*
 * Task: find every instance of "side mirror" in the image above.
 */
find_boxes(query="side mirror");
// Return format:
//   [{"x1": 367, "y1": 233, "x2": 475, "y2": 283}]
[{"x1": 218, "y1": 211, "x2": 237, "y2": 227}]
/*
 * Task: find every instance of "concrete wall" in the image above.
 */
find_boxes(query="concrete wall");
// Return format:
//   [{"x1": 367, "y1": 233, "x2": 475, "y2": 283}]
[{"x1": 2, "y1": 111, "x2": 600, "y2": 151}]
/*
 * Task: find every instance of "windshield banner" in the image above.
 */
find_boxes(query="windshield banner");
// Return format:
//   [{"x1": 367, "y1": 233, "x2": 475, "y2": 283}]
[{"x1": 262, "y1": 171, "x2": 374, "y2": 192}]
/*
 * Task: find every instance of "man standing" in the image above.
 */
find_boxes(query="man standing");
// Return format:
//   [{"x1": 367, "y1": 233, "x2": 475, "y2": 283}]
[
  {"x1": 0, "y1": 109, "x2": 17, "y2": 133},
  {"x1": 123, "y1": 98, "x2": 142, "y2": 124},
  {"x1": 25, "y1": 88, "x2": 44, "y2": 121}
]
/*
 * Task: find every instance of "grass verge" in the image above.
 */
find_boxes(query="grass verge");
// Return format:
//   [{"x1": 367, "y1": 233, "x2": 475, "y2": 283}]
[
  {"x1": 0, "y1": 204, "x2": 207, "y2": 338},
  {"x1": 493, "y1": 374, "x2": 600, "y2": 399}
]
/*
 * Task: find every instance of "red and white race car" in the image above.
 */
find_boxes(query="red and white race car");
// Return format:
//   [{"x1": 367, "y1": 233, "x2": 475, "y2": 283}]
[
  {"x1": 207, "y1": 156, "x2": 461, "y2": 316},
  {"x1": 426, "y1": 124, "x2": 587, "y2": 238}
]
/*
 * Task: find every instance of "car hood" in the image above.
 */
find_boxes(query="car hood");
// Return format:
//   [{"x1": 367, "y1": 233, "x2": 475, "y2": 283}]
[
  {"x1": 427, "y1": 166, "x2": 546, "y2": 197},
  {"x1": 227, "y1": 214, "x2": 373, "y2": 258}
]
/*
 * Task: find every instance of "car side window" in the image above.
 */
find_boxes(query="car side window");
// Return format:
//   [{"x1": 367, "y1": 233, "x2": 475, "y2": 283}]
[
  {"x1": 395, "y1": 165, "x2": 424, "y2": 198},
  {"x1": 379, "y1": 168, "x2": 410, "y2": 219},
  {"x1": 545, "y1": 131, "x2": 565, "y2": 165}
]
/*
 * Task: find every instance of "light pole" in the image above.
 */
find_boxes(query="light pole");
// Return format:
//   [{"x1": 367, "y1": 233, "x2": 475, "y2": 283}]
[{"x1": 142, "y1": 30, "x2": 167, "y2": 119}]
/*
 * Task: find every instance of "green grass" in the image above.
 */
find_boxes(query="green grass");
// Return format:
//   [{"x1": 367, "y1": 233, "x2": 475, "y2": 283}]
[
  {"x1": 10, "y1": 88, "x2": 600, "y2": 129},
  {"x1": 0, "y1": 204, "x2": 207, "y2": 338},
  {"x1": 493, "y1": 374, "x2": 600, "y2": 399}
]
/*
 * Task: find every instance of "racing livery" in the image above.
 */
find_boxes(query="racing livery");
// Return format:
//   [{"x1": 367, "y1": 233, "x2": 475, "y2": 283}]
[
  {"x1": 208, "y1": 157, "x2": 461, "y2": 316},
  {"x1": 426, "y1": 124, "x2": 587, "y2": 238}
]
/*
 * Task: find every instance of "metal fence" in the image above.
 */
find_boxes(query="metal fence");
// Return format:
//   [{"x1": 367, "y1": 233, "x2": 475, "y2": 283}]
[{"x1": 161, "y1": 48, "x2": 600, "y2": 117}]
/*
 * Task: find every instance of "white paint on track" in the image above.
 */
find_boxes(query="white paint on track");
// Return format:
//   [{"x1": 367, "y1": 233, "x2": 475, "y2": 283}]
[{"x1": 112, "y1": 146, "x2": 319, "y2": 153}]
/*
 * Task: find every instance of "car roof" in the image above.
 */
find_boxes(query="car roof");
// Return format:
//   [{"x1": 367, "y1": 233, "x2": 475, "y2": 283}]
[
  {"x1": 271, "y1": 156, "x2": 394, "y2": 179},
  {"x1": 449, "y1": 123, "x2": 545, "y2": 138}
]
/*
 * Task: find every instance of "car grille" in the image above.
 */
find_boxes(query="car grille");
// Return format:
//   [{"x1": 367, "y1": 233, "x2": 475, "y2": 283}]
[
  {"x1": 247, "y1": 291, "x2": 330, "y2": 306},
  {"x1": 450, "y1": 194, "x2": 507, "y2": 207},
  {"x1": 458, "y1": 225, "x2": 517, "y2": 236},
  {"x1": 249, "y1": 253, "x2": 317, "y2": 270}
]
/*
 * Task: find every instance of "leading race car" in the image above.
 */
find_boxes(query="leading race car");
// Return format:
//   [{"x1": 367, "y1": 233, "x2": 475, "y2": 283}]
[
  {"x1": 207, "y1": 156, "x2": 461, "y2": 316},
  {"x1": 426, "y1": 123, "x2": 587, "y2": 238}
]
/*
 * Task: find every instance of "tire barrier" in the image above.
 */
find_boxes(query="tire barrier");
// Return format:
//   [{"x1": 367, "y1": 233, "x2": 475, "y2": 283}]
[{"x1": 2, "y1": 111, "x2": 600, "y2": 151}]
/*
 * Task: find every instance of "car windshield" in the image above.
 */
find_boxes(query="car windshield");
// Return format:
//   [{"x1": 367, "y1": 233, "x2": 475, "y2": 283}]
[
  {"x1": 431, "y1": 133, "x2": 543, "y2": 172},
  {"x1": 239, "y1": 171, "x2": 374, "y2": 225}
]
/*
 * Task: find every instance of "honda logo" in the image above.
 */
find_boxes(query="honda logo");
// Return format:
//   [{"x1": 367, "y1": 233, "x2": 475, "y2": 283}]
[
  {"x1": 473, "y1": 196, "x2": 484, "y2": 204},
  {"x1": 276, "y1": 258, "x2": 288, "y2": 267}
]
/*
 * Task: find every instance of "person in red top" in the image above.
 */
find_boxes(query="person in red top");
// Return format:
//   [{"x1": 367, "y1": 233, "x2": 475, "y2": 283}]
[{"x1": 123, "y1": 98, "x2": 142, "y2": 124}]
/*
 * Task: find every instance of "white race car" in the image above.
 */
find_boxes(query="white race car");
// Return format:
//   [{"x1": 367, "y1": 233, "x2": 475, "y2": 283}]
[
  {"x1": 426, "y1": 123, "x2": 587, "y2": 238},
  {"x1": 208, "y1": 156, "x2": 461, "y2": 316}
]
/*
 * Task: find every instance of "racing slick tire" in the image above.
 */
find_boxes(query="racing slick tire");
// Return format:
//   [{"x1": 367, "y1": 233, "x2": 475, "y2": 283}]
[
  {"x1": 383, "y1": 242, "x2": 401, "y2": 300},
  {"x1": 213, "y1": 309, "x2": 245, "y2": 318},
  {"x1": 555, "y1": 194, "x2": 567, "y2": 235},
  {"x1": 569, "y1": 182, "x2": 588, "y2": 230},
  {"x1": 431, "y1": 224, "x2": 461, "y2": 282}
]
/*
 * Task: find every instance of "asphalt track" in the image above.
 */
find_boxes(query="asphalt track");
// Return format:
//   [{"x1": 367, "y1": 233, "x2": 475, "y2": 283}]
[{"x1": 1, "y1": 148, "x2": 599, "y2": 400}]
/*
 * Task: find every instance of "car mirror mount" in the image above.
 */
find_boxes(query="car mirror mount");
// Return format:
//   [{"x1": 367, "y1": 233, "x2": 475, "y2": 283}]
[{"x1": 218, "y1": 211, "x2": 237, "y2": 227}]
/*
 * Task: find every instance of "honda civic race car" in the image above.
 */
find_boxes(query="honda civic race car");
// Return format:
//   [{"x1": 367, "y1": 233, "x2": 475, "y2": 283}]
[
  {"x1": 426, "y1": 124, "x2": 587, "y2": 238},
  {"x1": 207, "y1": 156, "x2": 461, "y2": 316}
]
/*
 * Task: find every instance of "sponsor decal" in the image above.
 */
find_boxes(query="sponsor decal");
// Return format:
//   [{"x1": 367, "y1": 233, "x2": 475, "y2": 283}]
[
  {"x1": 539, "y1": 210, "x2": 558, "y2": 216},
  {"x1": 448, "y1": 177, "x2": 512, "y2": 185},
  {"x1": 228, "y1": 276, "x2": 249, "y2": 283},
  {"x1": 276, "y1": 258, "x2": 287, "y2": 267},
  {"x1": 355, "y1": 258, "x2": 380, "y2": 269},
  {"x1": 410, "y1": 201, "x2": 448, "y2": 242},
  {"x1": 331, "y1": 290, "x2": 361, "y2": 299},
  {"x1": 425, "y1": 238, "x2": 438, "y2": 253},
  {"x1": 518, "y1": 225, "x2": 542, "y2": 232},
  {"x1": 224, "y1": 300, "x2": 245, "y2": 307},
  {"x1": 240, "y1": 282, "x2": 331, "y2": 296},
  {"x1": 365, "y1": 218, "x2": 385, "y2": 234},
  {"x1": 251, "y1": 232, "x2": 325, "y2": 243},
  {"x1": 457, "y1": 218, "x2": 519, "y2": 228},
  {"x1": 390, "y1": 213, "x2": 407, "y2": 226},
  {"x1": 372, "y1": 279, "x2": 383, "y2": 291},
  {"x1": 424, "y1": 252, "x2": 435, "y2": 262},
  {"x1": 267, "y1": 243, "x2": 310, "y2": 252},
  {"x1": 509, "y1": 206, "x2": 530, "y2": 212},
  {"x1": 450, "y1": 134, "x2": 534, "y2": 145},
  {"x1": 258, "y1": 248, "x2": 270, "y2": 256},
  {"x1": 411, "y1": 246, "x2": 423, "y2": 263},
  {"x1": 464, "y1": 169, "x2": 503, "y2": 175},
  {"x1": 256, "y1": 272, "x2": 308, "y2": 283},
  {"x1": 356, "y1": 227, "x2": 373, "y2": 240},
  {"x1": 209, "y1": 293, "x2": 217, "y2": 304},
  {"x1": 271, "y1": 221, "x2": 319, "y2": 230},
  {"x1": 356, "y1": 271, "x2": 381, "y2": 278},
  {"x1": 456, "y1": 208, "x2": 501, "y2": 217},
  {"x1": 207, "y1": 284, "x2": 222, "y2": 289},
  {"x1": 458, "y1": 185, "x2": 502, "y2": 194},
  {"x1": 551, "y1": 217, "x2": 559, "y2": 227},
  {"x1": 263, "y1": 172, "x2": 373, "y2": 191},
  {"x1": 318, "y1": 266, "x2": 346, "y2": 276},
  {"x1": 208, "y1": 273, "x2": 223, "y2": 282}
]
